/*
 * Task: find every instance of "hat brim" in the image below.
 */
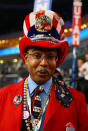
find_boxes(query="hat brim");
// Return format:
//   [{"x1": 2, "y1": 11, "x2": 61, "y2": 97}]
[{"x1": 19, "y1": 37, "x2": 69, "y2": 67}]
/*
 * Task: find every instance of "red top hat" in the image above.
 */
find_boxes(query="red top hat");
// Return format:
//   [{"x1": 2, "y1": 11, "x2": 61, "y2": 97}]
[{"x1": 19, "y1": 10, "x2": 69, "y2": 67}]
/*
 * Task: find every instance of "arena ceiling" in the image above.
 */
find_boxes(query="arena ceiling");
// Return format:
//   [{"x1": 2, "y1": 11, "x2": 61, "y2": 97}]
[{"x1": 0, "y1": 0, "x2": 88, "y2": 36}]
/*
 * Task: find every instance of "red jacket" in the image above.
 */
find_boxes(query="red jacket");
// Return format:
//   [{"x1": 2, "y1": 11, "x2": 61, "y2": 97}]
[{"x1": 0, "y1": 79, "x2": 88, "y2": 131}]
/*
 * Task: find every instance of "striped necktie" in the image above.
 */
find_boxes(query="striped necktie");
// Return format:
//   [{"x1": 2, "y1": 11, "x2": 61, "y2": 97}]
[{"x1": 31, "y1": 86, "x2": 43, "y2": 118}]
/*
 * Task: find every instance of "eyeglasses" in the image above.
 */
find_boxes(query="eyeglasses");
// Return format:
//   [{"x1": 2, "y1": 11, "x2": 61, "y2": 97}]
[{"x1": 28, "y1": 53, "x2": 58, "y2": 62}]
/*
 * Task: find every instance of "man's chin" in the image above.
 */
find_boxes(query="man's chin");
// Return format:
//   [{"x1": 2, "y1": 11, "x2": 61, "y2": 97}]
[{"x1": 35, "y1": 77, "x2": 50, "y2": 85}]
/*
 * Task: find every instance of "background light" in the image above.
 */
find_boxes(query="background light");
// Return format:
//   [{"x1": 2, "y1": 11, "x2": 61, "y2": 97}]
[{"x1": 0, "y1": 27, "x2": 88, "y2": 55}]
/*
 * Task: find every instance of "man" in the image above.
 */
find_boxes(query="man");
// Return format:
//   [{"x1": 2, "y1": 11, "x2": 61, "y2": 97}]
[
  {"x1": 80, "y1": 53, "x2": 88, "y2": 80},
  {"x1": 0, "y1": 10, "x2": 88, "y2": 131},
  {"x1": 77, "y1": 58, "x2": 84, "y2": 78},
  {"x1": 76, "y1": 54, "x2": 88, "y2": 104}
]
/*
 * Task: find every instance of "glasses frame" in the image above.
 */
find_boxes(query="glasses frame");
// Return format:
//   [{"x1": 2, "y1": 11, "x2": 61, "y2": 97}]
[{"x1": 27, "y1": 53, "x2": 58, "y2": 62}]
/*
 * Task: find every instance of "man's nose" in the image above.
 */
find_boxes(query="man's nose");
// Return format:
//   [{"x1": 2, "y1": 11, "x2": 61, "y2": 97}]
[{"x1": 40, "y1": 56, "x2": 48, "y2": 66}]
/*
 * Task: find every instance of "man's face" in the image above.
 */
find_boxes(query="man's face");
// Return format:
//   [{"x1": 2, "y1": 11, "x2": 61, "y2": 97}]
[
  {"x1": 24, "y1": 48, "x2": 58, "y2": 85},
  {"x1": 77, "y1": 59, "x2": 84, "y2": 68}
]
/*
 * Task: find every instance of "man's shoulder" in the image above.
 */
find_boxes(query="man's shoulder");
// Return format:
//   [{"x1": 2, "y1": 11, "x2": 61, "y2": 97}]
[
  {"x1": 0, "y1": 78, "x2": 26, "y2": 107},
  {"x1": 82, "y1": 62, "x2": 88, "y2": 68},
  {"x1": 0, "y1": 78, "x2": 25, "y2": 95}
]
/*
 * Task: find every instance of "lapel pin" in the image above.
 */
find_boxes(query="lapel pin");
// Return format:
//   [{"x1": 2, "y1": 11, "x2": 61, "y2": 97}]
[
  {"x1": 23, "y1": 111, "x2": 29, "y2": 120},
  {"x1": 13, "y1": 95, "x2": 22, "y2": 105},
  {"x1": 66, "y1": 122, "x2": 75, "y2": 131}
]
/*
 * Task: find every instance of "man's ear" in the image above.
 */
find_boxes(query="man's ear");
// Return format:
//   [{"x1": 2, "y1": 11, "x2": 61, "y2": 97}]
[
  {"x1": 24, "y1": 53, "x2": 28, "y2": 64},
  {"x1": 56, "y1": 56, "x2": 58, "y2": 63}
]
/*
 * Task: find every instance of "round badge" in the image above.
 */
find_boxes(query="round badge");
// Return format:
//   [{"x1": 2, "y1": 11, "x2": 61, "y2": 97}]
[
  {"x1": 13, "y1": 95, "x2": 22, "y2": 105},
  {"x1": 23, "y1": 111, "x2": 29, "y2": 120},
  {"x1": 35, "y1": 14, "x2": 52, "y2": 32}
]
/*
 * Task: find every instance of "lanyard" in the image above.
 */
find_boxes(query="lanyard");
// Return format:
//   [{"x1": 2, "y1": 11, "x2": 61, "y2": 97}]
[{"x1": 27, "y1": 88, "x2": 31, "y2": 114}]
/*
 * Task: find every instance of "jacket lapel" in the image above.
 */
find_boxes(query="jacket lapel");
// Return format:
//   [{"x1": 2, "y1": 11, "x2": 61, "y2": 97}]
[{"x1": 43, "y1": 84, "x2": 60, "y2": 129}]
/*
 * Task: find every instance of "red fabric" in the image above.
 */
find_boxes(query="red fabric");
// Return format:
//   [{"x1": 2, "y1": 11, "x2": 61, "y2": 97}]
[
  {"x1": 23, "y1": 14, "x2": 30, "y2": 36},
  {"x1": 53, "y1": 15, "x2": 58, "y2": 29},
  {"x1": 0, "y1": 79, "x2": 88, "y2": 131},
  {"x1": 35, "y1": 10, "x2": 45, "y2": 19}
]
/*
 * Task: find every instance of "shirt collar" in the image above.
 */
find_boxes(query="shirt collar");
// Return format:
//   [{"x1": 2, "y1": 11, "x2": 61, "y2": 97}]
[{"x1": 28, "y1": 75, "x2": 52, "y2": 95}]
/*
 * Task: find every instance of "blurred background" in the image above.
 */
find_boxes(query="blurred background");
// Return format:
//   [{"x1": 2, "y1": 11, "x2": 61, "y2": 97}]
[{"x1": 0, "y1": 0, "x2": 88, "y2": 104}]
